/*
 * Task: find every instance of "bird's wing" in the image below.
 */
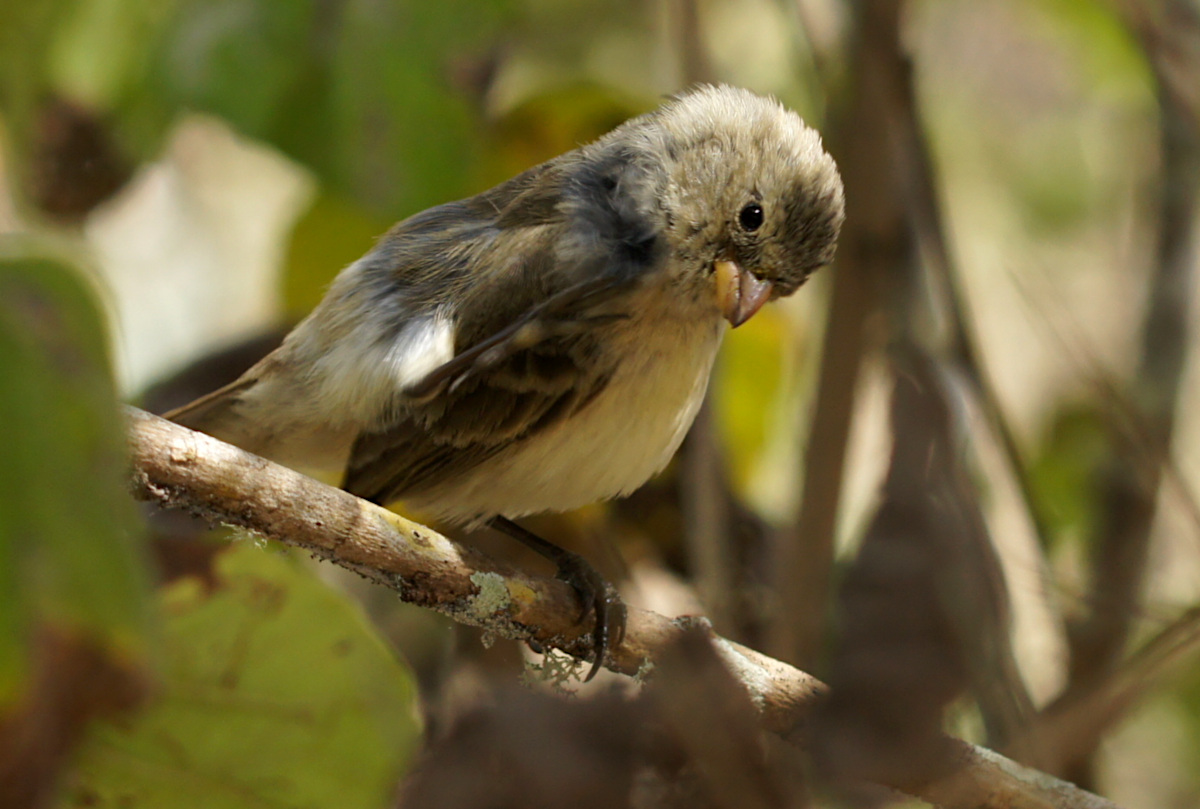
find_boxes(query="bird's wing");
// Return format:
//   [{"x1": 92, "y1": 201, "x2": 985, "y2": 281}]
[
  {"x1": 343, "y1": 145, "x2": 664, "y2": 508},
  {"x1": 342, "y1": 328, "x2": 615, "y2": 507},
  {"x1": 401, "y1": 274, "x2": 630, "y2": 403}
]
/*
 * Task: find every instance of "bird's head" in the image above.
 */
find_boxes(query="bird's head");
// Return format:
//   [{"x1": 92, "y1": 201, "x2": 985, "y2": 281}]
[{"x1": 647, "y1": 85, "x2": 846, "y2": 326}]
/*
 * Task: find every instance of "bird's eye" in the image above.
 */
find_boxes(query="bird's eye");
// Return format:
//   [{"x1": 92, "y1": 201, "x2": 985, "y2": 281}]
[{"x1": 739, "y1": 203, "x2": 764, "y2": 232}]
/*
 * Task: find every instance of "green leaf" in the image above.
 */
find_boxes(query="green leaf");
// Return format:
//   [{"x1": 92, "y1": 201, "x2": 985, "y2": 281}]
[
  {"x1": 155, "y1": 0, "x2": 316, "y2": 139},
  {"x1": 0, "y1": 250, "x2": 151, "y2": 701},
  {"x1": 63, "y1": 544, "x2": 421, "y2": 809},
  {"x1": 0, "y1": 0, "x2": 179, "y2": 170},
  {"x1": 48, "y1": 0, "x2": 177, "y2": 111},
  {"x1": 0, "y1": 1, "x2": 72, "y2": 163},
  {"x1": 1029, "y1": 0, "x2": 1150, "y2": 98},
  {"x1": 1028, "y1": 401, "x2": 1111, "y2": 552},
  {"x1": 153, "y1": 0, "x2": 516, "y2": 219}
]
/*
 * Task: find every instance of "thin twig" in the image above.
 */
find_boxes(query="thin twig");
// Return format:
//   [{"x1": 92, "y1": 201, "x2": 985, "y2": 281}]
[{"x1": 1022, "y1": 604, "x2": 1200, "y2": 775}]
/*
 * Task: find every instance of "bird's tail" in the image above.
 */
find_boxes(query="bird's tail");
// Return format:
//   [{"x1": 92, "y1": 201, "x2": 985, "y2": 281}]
[
  {"x1": 163, "y1": 376, "x2": 257, "y2": 444},
  {"x1": 164, "y1": 369, "x2": 348, "y2": 476}
]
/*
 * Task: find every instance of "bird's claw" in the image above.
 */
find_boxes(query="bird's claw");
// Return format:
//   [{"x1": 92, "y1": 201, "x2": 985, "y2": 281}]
[
  {"x1": 554, "y1": 553, "x2": 627, "y2": 682},
  {"x1": 486, "y1": 517, "x2": 626, "y2": 682}
]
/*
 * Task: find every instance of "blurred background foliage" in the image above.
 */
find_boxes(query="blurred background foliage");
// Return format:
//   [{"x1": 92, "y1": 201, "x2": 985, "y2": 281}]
[{"x1": 2, "y1": 0, "x2": 1200, "y2": 806}]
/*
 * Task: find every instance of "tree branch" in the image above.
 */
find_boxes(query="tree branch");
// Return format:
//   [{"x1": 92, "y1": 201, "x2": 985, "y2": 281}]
[
  {"x1": 125, "y1": 406, "x2": 822, "y2": 729},
  {"x1": 124, "y1": 406, "x2": 1121, "y2": 809},
  {"x1": 1062, "y1": 0, "x2": 1200, "y2": 783}
]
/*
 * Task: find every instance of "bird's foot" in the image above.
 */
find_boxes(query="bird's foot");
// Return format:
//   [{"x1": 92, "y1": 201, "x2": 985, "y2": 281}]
[
  {"x1": 552, "y1": 550, "x2": 627, "y2": 681},
  {"x1": 488, "y1": 516, "x2": 626, "y2": 681}
]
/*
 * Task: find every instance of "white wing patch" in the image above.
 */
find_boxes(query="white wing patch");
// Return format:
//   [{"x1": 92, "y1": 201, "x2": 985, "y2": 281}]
[
  {"x1": 387, "y1": 314, "x2": 456, "y2": 388},
  {"x1": 309, "y1": 311, "x2": 456, "y2": 427},
  {"x1": 229, "y1": 251, "x2": 458, "y2": 469}
]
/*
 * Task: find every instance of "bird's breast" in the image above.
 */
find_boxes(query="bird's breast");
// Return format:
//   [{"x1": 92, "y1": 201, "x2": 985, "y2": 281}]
[{"x1": 409, "y1": 294, "x2": 725, "y2": 523}]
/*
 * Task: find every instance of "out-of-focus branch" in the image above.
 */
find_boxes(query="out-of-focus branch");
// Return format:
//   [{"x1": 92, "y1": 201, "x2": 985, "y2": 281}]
[
  {"x1": 1062, "y1": 0, "x2": 1200, "y2": 784},
  {"x1": 1021, "y1": 603, "x2": 1200, "y2": 776},
  {"x1": 1115, "y1": 0, "x2": 1200, "y2": 131},
  {"x1": 881, "y1": 5, "x2": 1044, "y2": 750},
  {"x1": 811, "y1": 348, "x2": 1011, "y2": 789},
  {"x1": 766, "y1": 222, "x2": 875, "y2": 667},
  {"x1": 783, "y1": 0, "x2": 1040, "y2": 776},
  {"x1": 679, "y1": 401, "x2": 738, "y2": 635},
  {"x1": 767, "y1": 0, "x2": 905, "y2": 670},
  {"x1": 126, "y1": 406, "x2": 1122, "y2": 809},
  {"x1": 792, "y1": 0, "x2": 846, "y2": 90},
  {"x1": 667, "y1": 0, "x2": 717, "y2": 86},
  {"x1": 899, "y1": 52, "x2": 1057, "y2": 563},
  {"x1": 670, "y1": 0, "x2": 742, "y2": 639}
]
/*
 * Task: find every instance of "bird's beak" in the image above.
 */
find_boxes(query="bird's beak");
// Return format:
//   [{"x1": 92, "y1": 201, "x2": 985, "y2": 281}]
[{"x1": 714, "y1": 259, "x2": 774, "y2": 328}]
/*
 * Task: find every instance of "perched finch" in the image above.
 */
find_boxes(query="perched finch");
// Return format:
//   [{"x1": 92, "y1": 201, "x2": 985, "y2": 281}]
[{"x1": 168, "y1": 84, "x2": 845, "y2": 678}]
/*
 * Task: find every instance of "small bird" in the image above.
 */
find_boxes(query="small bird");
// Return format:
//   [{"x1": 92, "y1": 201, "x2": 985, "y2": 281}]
[{"x1": 167, "y1": 85, "x2": 845, "y2": 678}]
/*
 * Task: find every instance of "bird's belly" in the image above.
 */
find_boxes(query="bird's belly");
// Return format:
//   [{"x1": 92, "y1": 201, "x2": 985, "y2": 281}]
[{"x1": 410, "y1": 315, "x2": 724, "y2": 523}]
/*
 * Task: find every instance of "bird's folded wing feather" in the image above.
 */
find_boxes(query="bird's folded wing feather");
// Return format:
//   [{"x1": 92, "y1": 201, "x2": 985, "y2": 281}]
[{"x1": 343, "y1": 146, "x2": 663, "y2": 507}]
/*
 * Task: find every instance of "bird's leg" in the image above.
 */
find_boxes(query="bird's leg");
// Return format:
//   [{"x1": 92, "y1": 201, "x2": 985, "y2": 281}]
[{"x1": 487, "y1": 516, "x2": 626, "y2": 681}]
